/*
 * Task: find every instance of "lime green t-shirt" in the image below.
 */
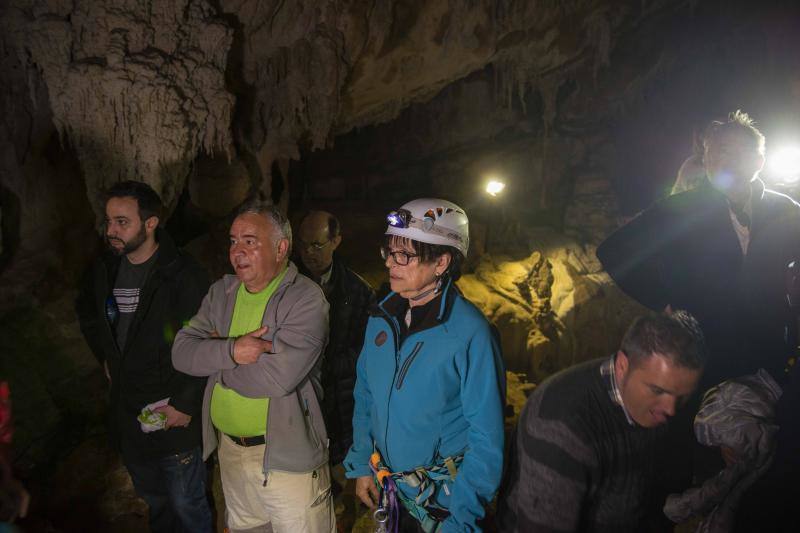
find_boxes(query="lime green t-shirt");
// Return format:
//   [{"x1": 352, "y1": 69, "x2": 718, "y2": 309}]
[{"x1": 210, "y1": 268, "x2": 287, "y2": 437}]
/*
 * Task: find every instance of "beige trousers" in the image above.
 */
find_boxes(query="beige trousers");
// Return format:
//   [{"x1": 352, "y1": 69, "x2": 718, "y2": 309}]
[{"x1": 217, "y1": 433, "x2": 335, "y2": 533}]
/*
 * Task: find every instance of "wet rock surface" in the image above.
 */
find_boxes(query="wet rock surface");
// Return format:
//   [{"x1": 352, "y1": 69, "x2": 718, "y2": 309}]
[{"x1": 459, "y1": 228, "x2": 646, "y2": 382}]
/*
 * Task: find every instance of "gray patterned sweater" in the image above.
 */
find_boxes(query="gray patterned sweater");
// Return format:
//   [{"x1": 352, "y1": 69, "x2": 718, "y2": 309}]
[{"x1": 498, "y1": 357, "x2": 671, "y2": 532}]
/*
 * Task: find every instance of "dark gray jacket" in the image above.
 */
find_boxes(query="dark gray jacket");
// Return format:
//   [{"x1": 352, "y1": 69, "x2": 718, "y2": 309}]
[
  {"x1": 172, "y1": 261, "x2": 330, "y2": 474},
  {"x1": 298, "y1": 256, "x2": 374, "y2": 464}
]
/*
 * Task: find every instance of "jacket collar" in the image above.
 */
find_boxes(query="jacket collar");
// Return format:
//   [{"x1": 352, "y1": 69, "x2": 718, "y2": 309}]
[
  {"x1": 600, "y1": 354, "x2": 636, "y2": 427},
  {"x1": 223, "y1": 260, "x2": 300, "y2": 295},
  {"x1": 698, "y1": 177, "x2": 766, "y2": 206},
  {"x1": 296, "y1": 254, "x2": 343, "y2": 293},
  {"x1": 376, "y1": 276, "x2": 458, "y2": 326}
]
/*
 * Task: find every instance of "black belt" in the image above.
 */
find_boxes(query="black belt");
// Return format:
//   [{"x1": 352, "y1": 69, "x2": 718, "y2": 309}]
[{"x1": 225, "y1": 433, "x2": 265, "y2": 447}]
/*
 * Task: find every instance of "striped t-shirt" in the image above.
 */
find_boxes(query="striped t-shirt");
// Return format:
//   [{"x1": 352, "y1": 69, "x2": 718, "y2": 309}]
[{"x1": 113, "y1": 251, "x2": 158, "y2": 351}]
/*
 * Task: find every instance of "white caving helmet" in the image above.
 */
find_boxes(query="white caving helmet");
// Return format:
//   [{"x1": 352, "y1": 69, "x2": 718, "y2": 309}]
[{"x1": 385, "y1": 198, "x2": 469, "y2": 257}]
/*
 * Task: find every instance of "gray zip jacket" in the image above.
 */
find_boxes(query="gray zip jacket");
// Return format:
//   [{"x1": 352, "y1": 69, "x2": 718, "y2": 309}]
[{"x1": 172, "y1": 261, "x2": 330, "y2": 474}]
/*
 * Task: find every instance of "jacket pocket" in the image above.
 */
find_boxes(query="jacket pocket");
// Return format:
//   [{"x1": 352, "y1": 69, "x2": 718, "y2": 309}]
[
  {"x1": 396, "y1": 342, "x2": 424, "y2": 390},
  {"x1": 301, "y1": 393, "x2": 323, "y2": 448}
]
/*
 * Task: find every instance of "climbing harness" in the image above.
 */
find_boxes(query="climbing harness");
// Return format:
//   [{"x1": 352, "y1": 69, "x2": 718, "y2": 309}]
[
  {"x1": 369, "y1": 450, "x2": 464, "y2": 533},
  {"x1": 371, "y1": 452, "x2": 400, "y2": 533}
]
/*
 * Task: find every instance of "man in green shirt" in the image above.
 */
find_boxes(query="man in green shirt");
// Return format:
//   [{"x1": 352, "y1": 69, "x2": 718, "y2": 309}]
[{"x1": 173, "y1": 201, "x2": 334, "y2": 532}]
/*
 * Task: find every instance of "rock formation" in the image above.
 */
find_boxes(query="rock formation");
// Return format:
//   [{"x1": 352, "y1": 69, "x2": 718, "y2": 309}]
[
  {"x1": 2, "y1": 0, "x2": 800, "y2": 529},
  {"x1": 459, "y1": 228, "x2": 646, "y2": 382},
  {"x1": 2, "y1": 1, "x2": 235, "y2": 218}
]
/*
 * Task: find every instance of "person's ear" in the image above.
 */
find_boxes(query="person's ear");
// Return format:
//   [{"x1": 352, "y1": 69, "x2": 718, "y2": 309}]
[
  {"x1": 145, "y1": 216, "x2": 159, "y2": 233},
  {"x1": 435, "y1": 252, "x2": 452, "y2": 276},
  {"x1": 276, "y1": 238, "x2": 290, "y2": 262},
  {"x1": 331, "y1": 234, "x2": 342, "y2": 251},
  {"x1": 615, "y1": 350, "x2": 629, "y2": 378}
]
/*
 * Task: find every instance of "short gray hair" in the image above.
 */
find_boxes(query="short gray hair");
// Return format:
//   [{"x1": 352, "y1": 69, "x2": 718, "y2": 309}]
[{"x1": 235, "y1": 199, "x2": 293, "y2": 255}]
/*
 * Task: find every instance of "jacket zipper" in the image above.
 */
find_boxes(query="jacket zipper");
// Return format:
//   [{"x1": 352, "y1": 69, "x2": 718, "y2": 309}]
[
  {"x1": 396, "y1": 342, "x2": 424, "y2": 390},
  {"x1": 379, "y1": 310, "x2": 401, "y2": 467}
]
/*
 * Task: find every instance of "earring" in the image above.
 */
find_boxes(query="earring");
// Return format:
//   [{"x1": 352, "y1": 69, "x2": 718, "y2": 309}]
[{"x1": 434, "y1": 271, "x2": 443, "y2": 294}]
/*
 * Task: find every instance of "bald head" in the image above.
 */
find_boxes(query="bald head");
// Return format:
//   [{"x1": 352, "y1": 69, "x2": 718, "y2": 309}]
[{"x1": 298, "y1": 210, "x2": 341, "y2": 278}]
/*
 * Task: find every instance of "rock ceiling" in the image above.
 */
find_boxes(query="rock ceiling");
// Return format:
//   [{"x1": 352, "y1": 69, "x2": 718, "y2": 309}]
[{"x1": 1, "y1": 0, "x2": 694, "y2": 213}]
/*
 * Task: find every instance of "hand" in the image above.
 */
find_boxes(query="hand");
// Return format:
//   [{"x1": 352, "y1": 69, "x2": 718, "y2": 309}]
[
  {"x1": 153, "y1": 404, "x2": 192, "y2": 429},
  {"x1": 233, "y1": 326, "x2": 272, "y2": 365},
  {"x1": 355, "y1": 475, "x2": 379, "y2": 509},
  {"x1": 103, "y1": 360, "x2": 111, "y2": 383}
]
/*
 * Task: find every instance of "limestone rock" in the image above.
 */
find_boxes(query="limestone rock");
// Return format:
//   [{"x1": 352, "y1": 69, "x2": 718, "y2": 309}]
[
  {"x1": 505, "y1": 371, "x2": 536, "y2": 427},
  {"x1": 563, "y1": 171, "x2": 620, "y2": 243},
  {"x1": 2, "y1": 0, "x2": 695, "y2": 224},
  {"x1": 3, "y1": 0, "x2": 235, "y2": 219},
  {"x1": 459, "y1": 228, "x2": 646, "y2": 381},
  {"x1": 189, "y1": 152, "x2": 253, "y2": 218}
]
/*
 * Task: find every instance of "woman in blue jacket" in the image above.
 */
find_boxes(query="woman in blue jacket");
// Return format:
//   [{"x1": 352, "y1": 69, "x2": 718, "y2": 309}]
[{"x1": 344, "y1": 198, "x2": 506, "y2": 532}]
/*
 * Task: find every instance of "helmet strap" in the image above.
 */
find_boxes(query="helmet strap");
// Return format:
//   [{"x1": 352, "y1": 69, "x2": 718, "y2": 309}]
[
  {"x1": 409, "y1": 286, "x2": 437, "y2": 302},
  {"x1": 409, "y1": 271, "x2": 445, "y2": 302}
]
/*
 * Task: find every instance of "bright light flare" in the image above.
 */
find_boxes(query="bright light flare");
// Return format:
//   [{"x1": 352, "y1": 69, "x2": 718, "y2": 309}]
[
  {"x1": 768, "y1": 146, "x2": 800, "y2": 183},
  {"x1": 485, "y1": 180, "x2": 506, "y2": 197}
]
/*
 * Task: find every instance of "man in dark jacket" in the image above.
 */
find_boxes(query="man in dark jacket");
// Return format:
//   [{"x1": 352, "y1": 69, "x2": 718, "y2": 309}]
[
  {"x1": 733, "y1": 262, "x2": 800, "y2": 532},
  {"x1": 296, "y1": 210, "x2": 375, "y2": 466},
  {"x1": 76, "y1": 181, "x2": 211, "y2": 533},
  {"x1": 597, "y1": 111, "x2": 800, "y2": 390}
]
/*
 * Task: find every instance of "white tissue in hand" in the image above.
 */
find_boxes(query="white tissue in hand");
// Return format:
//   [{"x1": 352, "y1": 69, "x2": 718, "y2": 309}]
[{"x1": 138, "y1": 397, "x2": 170, "y2": 433}]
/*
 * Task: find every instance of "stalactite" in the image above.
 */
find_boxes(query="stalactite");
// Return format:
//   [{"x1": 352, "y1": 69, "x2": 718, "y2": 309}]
[
  {"x1": 2, "y1": 0, "x2": 698, "y2": 221},
  {"x1": 5, "y1": 0, "x2": 235, "y2": 217},
  {"x1": 584, "y1": 9, "x2": 612, "y2": 83}
]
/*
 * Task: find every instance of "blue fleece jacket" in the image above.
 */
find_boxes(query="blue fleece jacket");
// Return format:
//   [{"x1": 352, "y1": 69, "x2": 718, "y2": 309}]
[{"x1": 344, "y1": 280, "x2": 506, "y2": 531}]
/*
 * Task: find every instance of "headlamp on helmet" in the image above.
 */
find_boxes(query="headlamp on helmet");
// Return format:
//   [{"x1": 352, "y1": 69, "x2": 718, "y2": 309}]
[{"x1": 384, "y1": 198, "x2": 469, "y2": 257}]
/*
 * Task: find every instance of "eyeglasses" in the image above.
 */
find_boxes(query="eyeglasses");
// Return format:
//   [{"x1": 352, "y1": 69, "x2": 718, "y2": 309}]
[
  {"x1": 298, "y1": 239, "x2": 331, "y2": 252},
  {"x1": 380, "y1": 246, "x2": 419, "y2": 266}
]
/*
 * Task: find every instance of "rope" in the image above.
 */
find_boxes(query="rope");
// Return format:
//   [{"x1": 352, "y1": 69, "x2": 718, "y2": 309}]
[{"x1": 369, "y1": 450, "x2": 464, "y2": 532}]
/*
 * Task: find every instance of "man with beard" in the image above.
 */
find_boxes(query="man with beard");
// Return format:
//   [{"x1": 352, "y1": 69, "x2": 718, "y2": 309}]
[
  {"x1": 76, "y1": 180, "x2": 212, "y2": 533},
  {"x1": 498, "y1": 311, "x2": 706, "y2": 532}
]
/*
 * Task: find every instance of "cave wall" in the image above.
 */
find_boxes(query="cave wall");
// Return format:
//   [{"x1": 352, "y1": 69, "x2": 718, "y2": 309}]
[
  {"x1": 4, "y1": 0, "x2": 798, "y2": 242},
  {"x1": 0, "y1": 0, "x2": 712, "y2": 313},
  {"x1": 2, "y1": 0, "x2": 800, "y2": 529},
  {"x1": 2, "y1": 0, "x2": 235, "y2": 217},
  {"x1": 1, "y1": 0, "x2": 694, "y2": 216},
  {"x1": 285, "y1": 0, "x2": 800, "y2": 376},
  {"x1": 2, "y1": 0, "x2": 798, "y2": 402}
]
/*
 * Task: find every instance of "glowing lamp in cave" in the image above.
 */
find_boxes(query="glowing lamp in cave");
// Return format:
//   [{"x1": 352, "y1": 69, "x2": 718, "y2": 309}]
[
  {"x1": 485, "y1": 180, "x2": 506, "y2": 197},
  {"x1": 768, "y1": 146, "x2": 800, "y2": 183}
]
